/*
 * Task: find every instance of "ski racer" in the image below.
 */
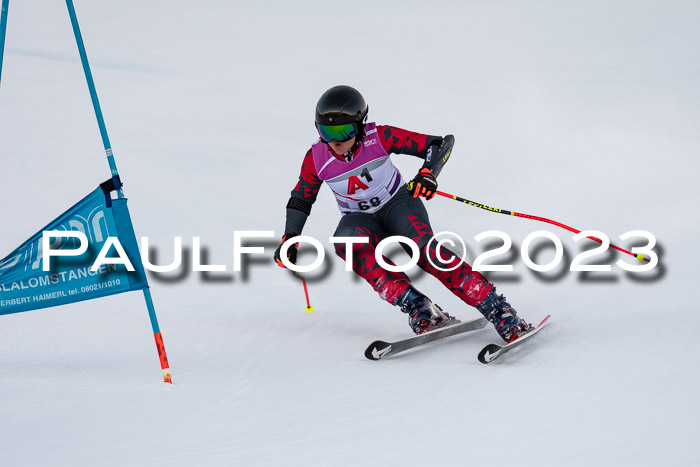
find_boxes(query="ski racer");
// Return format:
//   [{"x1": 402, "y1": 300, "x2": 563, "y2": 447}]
[{"x1": 274, "y1": 85, "x2": 531, "y2": 342}]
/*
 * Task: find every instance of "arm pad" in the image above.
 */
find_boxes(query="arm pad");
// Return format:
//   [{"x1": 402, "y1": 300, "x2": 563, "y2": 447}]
[
  {"x1": 284, "y1": 196, "x2": 313, "y2": 235},
  {"x1": 422, "y1": 134, "x2": 454, "y2": 178},
  {"x1": 286, "y1": 196, "x2": 312, "y2": 215}
]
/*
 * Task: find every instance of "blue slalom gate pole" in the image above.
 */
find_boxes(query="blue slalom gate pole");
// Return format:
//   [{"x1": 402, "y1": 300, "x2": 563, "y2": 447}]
[
  {"x1": 65, "y1": 0, "x2": 122, "y2": 198},
  {"x1": 65, "y1": 0, "x2": 172, "y2": 383},
  {"x1": 0, "y1": 0, "x2": 9, "y2": 86}
]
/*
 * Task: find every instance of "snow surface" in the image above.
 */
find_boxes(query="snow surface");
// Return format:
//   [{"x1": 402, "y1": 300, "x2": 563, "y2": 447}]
[{"x1": 1, "y1": 1, "x2": 699, "y2": 466}]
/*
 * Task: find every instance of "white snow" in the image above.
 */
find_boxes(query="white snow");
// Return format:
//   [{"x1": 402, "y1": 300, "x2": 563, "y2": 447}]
[{"x1": 1, "y1": 1, "x2": 699, "y2": 466}]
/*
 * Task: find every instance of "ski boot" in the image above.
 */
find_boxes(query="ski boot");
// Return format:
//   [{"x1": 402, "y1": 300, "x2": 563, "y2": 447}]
[
  {"x1": 394, "y1": 285, "x2": 460, "y2": 335},
  {"x1": 476, "y1": 287, "x2": 532, "y2": 343}
]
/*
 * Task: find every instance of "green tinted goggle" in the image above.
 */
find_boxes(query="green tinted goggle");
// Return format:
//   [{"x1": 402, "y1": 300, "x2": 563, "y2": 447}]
[{"x1": 316, "y1": 123, "x2": 358, "y2": 143}]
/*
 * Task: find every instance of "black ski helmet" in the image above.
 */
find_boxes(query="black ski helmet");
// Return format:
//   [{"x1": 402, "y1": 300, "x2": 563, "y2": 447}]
[{"x1": 315, "y1": 85, "x2": 369, "y2": 140}]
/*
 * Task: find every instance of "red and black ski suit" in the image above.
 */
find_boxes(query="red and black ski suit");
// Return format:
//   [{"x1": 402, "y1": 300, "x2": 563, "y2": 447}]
[{"x1": 282, "y1": 125, "x2": 493, "y2": 309}]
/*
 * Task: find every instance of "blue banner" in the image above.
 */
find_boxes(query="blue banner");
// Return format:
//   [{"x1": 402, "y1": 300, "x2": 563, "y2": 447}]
[{"x1": 0, "y1": 185, "x2": 148, "y2": 315}]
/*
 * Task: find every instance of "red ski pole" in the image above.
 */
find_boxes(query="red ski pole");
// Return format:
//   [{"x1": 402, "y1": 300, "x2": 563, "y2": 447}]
[
  {"x1": 292, "y1": 271, "x2": 314, "y2": 313},
  {"x1": 434, "y1": 190, "x2": 649, "y2": 263}
]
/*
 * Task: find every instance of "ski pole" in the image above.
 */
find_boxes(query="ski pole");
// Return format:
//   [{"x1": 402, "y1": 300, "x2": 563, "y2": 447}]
[
  {"x1": 291, "y1": 271, "x2": 314, "y2": 313},
  {"x1": 434, "y1": 190, "x2": 649, "y2": 263}
]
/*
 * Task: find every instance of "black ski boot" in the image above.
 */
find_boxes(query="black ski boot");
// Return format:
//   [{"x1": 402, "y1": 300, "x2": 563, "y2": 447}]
[
  {"x1": 394, "y1": 285, "x2": 460, "y2": 335},
  {"x1": 476, "y1": 287, "x2": 532, "y2": 343}
]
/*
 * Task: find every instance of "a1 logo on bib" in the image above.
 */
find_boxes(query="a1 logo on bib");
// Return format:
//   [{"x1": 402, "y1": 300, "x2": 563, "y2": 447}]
[
  {"x1": 347, "y1": 176, "x2": 369, "y2": 195},
  {"x1": 347, "y1": 168, "x2": 374, "y2": 195}
]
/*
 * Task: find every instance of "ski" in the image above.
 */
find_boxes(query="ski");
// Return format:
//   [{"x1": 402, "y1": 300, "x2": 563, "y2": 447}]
[
  {"x1": 477, "y1": 315, "x2": 551, "y2": 364},
  {"x1": 365, "y1": 316, "x2": 489, "y2": 360}
]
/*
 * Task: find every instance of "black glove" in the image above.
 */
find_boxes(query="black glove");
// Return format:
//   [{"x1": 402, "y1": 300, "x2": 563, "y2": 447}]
[
  {"x1": 407, "y1": 168, "x2": 438, "y2": 200},
  {"x1": 274, "y1": 234, "x2": 299, "y2": 268}
]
